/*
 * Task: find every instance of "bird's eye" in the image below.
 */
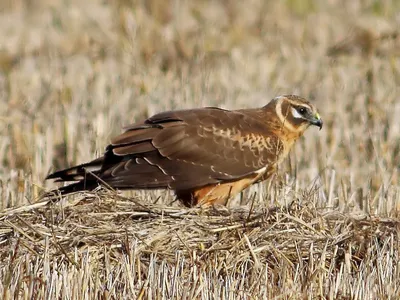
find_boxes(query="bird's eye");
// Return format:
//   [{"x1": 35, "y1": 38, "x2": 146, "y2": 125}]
[{"x1": 298, "y1": 107, "x2": 307, "y2": 114}]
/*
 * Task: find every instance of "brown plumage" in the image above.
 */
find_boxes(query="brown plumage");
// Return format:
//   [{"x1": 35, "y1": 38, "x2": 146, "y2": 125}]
[{"x1": 45, "y1": 95, "x2": 322, "y2": 207}]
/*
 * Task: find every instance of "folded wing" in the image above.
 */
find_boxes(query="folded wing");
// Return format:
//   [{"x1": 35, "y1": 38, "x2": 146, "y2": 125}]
[{"x1": 46, "y1": 107, "x2": 283, "y2": 194}]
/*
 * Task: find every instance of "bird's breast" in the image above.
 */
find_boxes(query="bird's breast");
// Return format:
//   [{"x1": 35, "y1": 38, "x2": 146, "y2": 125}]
[{"x1": 206, "y1": 126, "x2": 279, "y2": 153}]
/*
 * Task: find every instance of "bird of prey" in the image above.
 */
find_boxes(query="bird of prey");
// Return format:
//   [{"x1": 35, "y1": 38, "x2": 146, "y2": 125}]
[{"x1": 45, "y1": 95, "x2": 322, "y2": 207}]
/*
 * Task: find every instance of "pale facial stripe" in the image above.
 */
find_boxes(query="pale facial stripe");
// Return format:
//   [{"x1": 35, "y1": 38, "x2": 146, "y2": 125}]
[{"x1": 275, "y1": 98, "x2": 298, "y2": 132}]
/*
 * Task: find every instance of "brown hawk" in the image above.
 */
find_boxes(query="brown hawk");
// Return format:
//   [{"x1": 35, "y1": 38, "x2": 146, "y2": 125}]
[{"x1": 45, "y1": 95, "x2": 322, "y2": 207}]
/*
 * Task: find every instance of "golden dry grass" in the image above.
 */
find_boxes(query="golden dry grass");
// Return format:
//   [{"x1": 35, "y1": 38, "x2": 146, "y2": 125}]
[{"x1": 1, "y1": 0, "x2": 400, "y2": 298}]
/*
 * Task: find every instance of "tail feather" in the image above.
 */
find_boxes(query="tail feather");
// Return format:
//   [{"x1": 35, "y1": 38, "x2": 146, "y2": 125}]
[
  {"x1": 45, "y1": 179, "x2": 103, "y2": 198},
  {"x1": 45, "y1": 156, "x2": 108, "y2": 197},
  {"x1": 46, "y1": 157, "x2": 105, "y2": 182}
]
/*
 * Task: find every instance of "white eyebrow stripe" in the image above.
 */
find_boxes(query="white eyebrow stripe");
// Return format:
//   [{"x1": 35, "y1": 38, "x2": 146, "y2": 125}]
[
  {"x1": 291, "y1": 107, "x2": 303, "y2": 119},
  {"x1": 291, "y1": 101, "x2": 312, "y2": 109}
]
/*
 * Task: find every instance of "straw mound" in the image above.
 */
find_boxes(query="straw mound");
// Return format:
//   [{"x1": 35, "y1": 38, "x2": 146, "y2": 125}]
[{"x1": 1, "y1": 190, "x2": 398, "y2": 272}]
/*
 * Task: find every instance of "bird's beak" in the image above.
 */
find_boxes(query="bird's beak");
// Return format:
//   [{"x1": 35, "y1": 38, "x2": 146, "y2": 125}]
[{"x1": 310, "y1": 113, "x2": 323, "y2": 130}]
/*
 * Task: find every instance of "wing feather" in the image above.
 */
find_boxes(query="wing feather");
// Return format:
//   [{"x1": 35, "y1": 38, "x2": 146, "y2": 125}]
[
  {"x1": 109, "y1": 109, "x2": 282, "y2": 185},
  {"x1": 111, "y1": 126, "x2": 160, "y2": 145},
  {"x1": 113, "y1": 141, "x2": 155, "y2": 156},
  {"x1": 47, "y1": 107, "x2": 284, "y2": 194}
]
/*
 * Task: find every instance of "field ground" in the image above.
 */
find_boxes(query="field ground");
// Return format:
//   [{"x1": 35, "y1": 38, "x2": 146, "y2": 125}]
[{"x1": 1, "y1": 0, "x2": 400, "y2": 298}]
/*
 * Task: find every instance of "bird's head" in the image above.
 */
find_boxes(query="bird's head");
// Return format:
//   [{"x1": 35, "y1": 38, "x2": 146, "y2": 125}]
[{"x1": 272, "y1": 95, "x2": 323, "y2": 133}]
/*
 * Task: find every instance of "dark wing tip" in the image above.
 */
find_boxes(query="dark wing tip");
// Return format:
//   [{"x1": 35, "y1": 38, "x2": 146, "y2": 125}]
[
  {"x1": 45, "y1": 168, "x2": 79, "y2": 181},
  {"x1": 45, "y1": 170, "x2": 62, "y2": 180}
]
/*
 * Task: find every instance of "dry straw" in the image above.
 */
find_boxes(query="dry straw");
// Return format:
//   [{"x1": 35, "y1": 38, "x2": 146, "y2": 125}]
[{"x1": 1, "y1": 188, "x2": 400, "y2": 298}]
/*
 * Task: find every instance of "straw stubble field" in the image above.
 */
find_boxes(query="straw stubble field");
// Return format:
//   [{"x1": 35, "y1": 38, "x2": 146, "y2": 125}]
[{"x1": 1, "y1": 0, "x2": 400, "y2": 298}]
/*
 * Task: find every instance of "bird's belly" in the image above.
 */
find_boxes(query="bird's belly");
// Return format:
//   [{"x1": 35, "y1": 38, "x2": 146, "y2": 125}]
[{"x1": 194, "y1": 175, "x2": 259, "y2": 207}]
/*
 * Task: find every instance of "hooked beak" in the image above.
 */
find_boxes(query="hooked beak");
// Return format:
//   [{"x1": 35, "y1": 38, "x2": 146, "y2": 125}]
[{"x1": 310, "y1": 113, "x2": 323, "y2": 130}]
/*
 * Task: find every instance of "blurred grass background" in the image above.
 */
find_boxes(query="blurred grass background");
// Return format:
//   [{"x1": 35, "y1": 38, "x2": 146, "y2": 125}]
[{"x1": 0, "y1": 0, "x2": 400, "y2": 298}]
